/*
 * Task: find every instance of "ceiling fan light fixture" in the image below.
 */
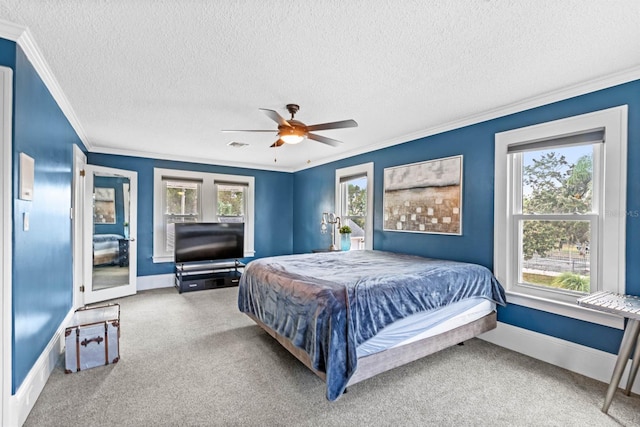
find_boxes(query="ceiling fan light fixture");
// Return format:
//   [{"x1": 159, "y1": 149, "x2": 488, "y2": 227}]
[
  {"x1": 280, "y1": 128, "x2": 306, "y2": 144},
  {"x1": 281, "y1": 134, "x2": 305, "y2": 144}
]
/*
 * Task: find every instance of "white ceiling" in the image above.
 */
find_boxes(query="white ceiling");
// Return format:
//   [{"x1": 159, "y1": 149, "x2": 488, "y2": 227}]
[{"x1": 1, "y1": 1, "x2": 639, "y2": 172}]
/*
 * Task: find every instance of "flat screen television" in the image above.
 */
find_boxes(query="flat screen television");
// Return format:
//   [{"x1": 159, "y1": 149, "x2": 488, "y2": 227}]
[{"x1": 174, "y1": 222, "x2": 244, "y2": 264}]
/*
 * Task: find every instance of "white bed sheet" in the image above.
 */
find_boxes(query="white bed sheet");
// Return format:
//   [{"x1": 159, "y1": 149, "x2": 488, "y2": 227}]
[{"x1": 356, "y1": 297, "x2": 495, "y2": 358}]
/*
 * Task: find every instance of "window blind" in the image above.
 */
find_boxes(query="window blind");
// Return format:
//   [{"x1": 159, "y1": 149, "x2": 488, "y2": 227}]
[{"x1": 507, "y1": 129, "x2": 604, "y2": 154}]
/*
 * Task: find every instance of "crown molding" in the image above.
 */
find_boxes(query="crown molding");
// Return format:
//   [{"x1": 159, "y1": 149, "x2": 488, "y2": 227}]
[
  {"x1": 0, "y1": 18, "x2": 91, "y2": 150},
  {"x1": 90, "y1": 145, "x2": 297, "y2": 173},
  {"x1": 0, "y1": 18, "x2": 25, "y2": 41},
  {"x1": 293, "y1": 64, "x2": 640, "y2": 172},
  {"x1": 1, "y1": 18, "x2": 639, "y2": 173},
  {"x1": 95, "y1": 56, "x2": 640, "y2": 175}
]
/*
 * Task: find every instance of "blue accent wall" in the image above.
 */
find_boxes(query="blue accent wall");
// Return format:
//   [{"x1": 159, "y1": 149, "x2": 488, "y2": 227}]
[
  {"x1": 0, "y1": 38, "x2": 16, "y2": 68},
  {"x1": 293, "y1": 80, "x2": 640, "y2": 356},
  {"x1": 87, "y1": 154, "x2": 294, "y2": 276},
  {"x1": 6, "y1": 44, "x2": 85, "y2": 392}
]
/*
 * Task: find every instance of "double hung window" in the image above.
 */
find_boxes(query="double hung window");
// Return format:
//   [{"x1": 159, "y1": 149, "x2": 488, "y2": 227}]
[
  {"x1": 511, "y1": 134, "x2": 600, "y2": 299},
  {"x1": 494, "y1": 106, "x2": 627, "y2": 325},
  {"x1": 153, "y1": 168, "x2": 255, "y2": 262},
  {"x1": 216, "y1": 182, "x2": 247, "y2": 223},
  {"x1": 162, "y1": 178, "x2": 201, "y2": 252}
]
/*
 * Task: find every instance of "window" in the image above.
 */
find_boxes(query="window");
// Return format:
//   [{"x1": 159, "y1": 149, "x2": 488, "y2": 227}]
[
  {"x1": 515, "y1": 141, "x2": 598, "y2": 296},
  {"x1": 216, "y1": 182, "x2": 246, "y2": 223},
  {"x1": 162, "y1": 178, "x2": 201, "y2": 251},
  {"x1": 336, "y1": 163, "x2": 374, "y2": 250},
  {"x1": 494, "y1": 106, "x2": 627, "y2": 327},
  {"x1": 154, "y1": 168, "x2": 255, "y2": 262}
]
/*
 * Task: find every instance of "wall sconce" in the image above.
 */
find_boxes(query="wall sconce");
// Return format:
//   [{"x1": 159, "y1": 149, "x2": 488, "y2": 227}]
[{"x1": 321, "y1": 212, "x2": 341, "y2": 251}]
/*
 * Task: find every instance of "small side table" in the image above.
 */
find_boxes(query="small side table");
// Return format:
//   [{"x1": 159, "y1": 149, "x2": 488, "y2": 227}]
[{"x1": 577, "y1": 291, "x2": 640, "y2": 413}]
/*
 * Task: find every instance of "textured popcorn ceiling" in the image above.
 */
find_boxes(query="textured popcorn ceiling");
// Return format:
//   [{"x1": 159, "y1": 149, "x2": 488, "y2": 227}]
[{"x1": 1, "y1": 1, "x2": 639, "y2": 171}]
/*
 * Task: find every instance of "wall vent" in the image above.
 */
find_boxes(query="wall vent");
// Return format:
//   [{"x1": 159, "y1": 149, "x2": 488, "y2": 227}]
[{"x1": 227, "y1": 141, "x2": 249, "y2": 148}]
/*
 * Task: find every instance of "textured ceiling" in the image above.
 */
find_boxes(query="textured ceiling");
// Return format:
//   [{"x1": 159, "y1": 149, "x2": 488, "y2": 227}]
[{"x1": 1, "y1": 1, "x2": 639, "y2": 171}]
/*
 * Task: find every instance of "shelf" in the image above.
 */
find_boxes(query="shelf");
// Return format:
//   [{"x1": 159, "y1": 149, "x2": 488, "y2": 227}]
[
  {"x1": 176, "y1": 260, "x2": 244, "y2": 273},
  {"x1": 174, "y1": 260, "x2": 244, "y2": 293}
]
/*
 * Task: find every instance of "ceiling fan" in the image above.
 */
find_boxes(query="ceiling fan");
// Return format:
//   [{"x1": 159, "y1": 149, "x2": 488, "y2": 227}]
[{"x1": 222, "y1": 104, "x2": 358, "y2": 148}]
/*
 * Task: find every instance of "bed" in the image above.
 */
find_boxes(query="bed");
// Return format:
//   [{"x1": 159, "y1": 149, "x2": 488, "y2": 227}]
[
  {"x1": 93, "y1": 234, "x2": 124, "y2": 266},
  {"x1": 238, "y1": 250, "x2": 506, "y2": 401}
]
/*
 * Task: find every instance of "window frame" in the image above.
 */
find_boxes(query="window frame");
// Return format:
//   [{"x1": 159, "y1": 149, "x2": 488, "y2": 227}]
[
  {"x1": 335, "y1": 162, "x2": 374, "y2": 250},
  {"x1": 511, "y1": 141, "x2": 600, "y2": 301},
  {"x1": 161, "y1": 178, "x2": 202, "y2": 253},
  {"x1": 215, "y1": 181, "x2": 248, "y2": 222},
  {"x1": 494, "y1": 106, "x2": 627, "y2": 328},
  {"x1": 153, "y1": 168, "x2": 255, "y2": 263}
]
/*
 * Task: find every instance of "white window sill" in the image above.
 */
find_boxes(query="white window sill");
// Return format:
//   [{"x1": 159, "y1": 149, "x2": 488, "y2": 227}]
[
  {"x1": 506, "y1": 291, "x2": 624, "y2": 330},
  {"x1": 153, "y1": 255, "x2": 174, "y2": 264}
]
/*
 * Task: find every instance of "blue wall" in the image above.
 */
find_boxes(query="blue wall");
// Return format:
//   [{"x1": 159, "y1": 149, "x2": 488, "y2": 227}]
[
  {"x1": 0, "y1": 38, "x2": 15, "y2": 68},
  {"x1": 293, "y1": 80, "x2": 640, "y2": 356},
  {"x1": 5, "y1": 43, "x2": 85, "y2": 392},
  {"x1": 3, "y1": 29, "x2": 639, "y2": 395},
  {"x1": 87, "y1": 154, "x2": 294, "y2": 276}
]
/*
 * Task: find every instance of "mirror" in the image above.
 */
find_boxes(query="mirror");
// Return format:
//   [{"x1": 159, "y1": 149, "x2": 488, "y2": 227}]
[{"x1": 92, "y1": 172, "x2": 131, "y2": 291}]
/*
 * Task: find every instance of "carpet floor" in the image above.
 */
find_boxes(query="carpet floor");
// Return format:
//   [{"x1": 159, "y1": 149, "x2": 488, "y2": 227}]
[{"x1": 24, "y1": 287, "x2": 640, "y2": 426}]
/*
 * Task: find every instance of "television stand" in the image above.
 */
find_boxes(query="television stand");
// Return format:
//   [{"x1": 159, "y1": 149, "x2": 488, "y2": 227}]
[{"x1": 174, "y1": 260, "x2": 245, "y2": 293}]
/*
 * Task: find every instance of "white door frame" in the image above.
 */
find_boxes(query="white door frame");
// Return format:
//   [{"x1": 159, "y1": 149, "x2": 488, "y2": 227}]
[
  {"x1": 72, "y1": 145, "x2": 86, "y2": 308},
  {"x1": 1, "y1": 66, "x2": 14, "y2": 426}
]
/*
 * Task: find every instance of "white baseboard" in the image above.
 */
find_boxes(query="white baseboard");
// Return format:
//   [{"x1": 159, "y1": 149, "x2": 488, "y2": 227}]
[
  {"x1": 480, "y1": 321, "x2": 640, "y2": 395},
  {"x1": 6, "y1": 274, "x2": 171, "y2": 425},
  {"x1": 7, "y1": 307, "x2": 74, "y2": 427},
  {"x1": 136, "y1": 273, "x2": 174, "y2": 291}
]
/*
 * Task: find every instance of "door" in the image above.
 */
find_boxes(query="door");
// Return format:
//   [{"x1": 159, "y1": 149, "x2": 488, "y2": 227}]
[
  {"x1": 83, "y1": 165, "x2": 137, "y2": 304},
  {"x1": 72, "y1": 145, "x2": 86, "y2": 309}
]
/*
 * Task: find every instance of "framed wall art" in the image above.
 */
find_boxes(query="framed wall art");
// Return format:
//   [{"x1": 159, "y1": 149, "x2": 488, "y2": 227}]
[
  {"x1": 94, "y1": 187, "x2": 116, "y2": 224},
  {"x1": 383, "y1": 155, "x2": 463, "y2": 235}
]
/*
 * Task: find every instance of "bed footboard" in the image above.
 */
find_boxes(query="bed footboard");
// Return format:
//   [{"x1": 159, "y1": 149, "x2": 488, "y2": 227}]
[
  {"x1": 245, "y1": 311, "x2": 496, "y2": 389},
  {"x1": 348, "y1": 311, "x2": 496, "y2": 386}
]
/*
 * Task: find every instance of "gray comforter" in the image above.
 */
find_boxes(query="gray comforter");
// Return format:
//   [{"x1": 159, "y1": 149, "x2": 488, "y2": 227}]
[{"x1": 238, "y1": 250, "x2": 506, "y2": 401}]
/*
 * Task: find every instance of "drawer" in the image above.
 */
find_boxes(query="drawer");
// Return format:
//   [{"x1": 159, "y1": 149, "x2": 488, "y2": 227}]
[
  {"x1": 225, "y1": 276, "x2": 241, "y2": 286},
  {"x1": 180, "y1": 279, "x2": 206, "y2": 292}
]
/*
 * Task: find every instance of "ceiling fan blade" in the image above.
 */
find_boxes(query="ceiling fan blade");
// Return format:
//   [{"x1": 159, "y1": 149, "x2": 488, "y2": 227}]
[
  {"x1": 270, "y1": 139, "x2": 285, "y2": 148},
  {"x1": 260, "y1": 108, "x2": 291, "y2": 127},
  {"x1": 307, "y1": 133, "x2": 343, "y2": 147},
  {"x1": 306, "y1": 119, "x2": 358, "y2": 132},
  {"x1": 221, "y1": 129, "x2": 277, "y2": 133}
]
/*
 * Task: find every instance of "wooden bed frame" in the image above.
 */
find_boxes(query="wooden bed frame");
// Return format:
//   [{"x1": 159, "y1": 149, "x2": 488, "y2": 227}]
[{"x1": 246, "y1": 310, "x2": 496, "y2": 388}]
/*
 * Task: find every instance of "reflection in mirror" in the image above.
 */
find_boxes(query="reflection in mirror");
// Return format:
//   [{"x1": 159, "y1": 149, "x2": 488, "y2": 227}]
[{"x1": 92, "y1": 173, "x2": 130, "y2": 291}]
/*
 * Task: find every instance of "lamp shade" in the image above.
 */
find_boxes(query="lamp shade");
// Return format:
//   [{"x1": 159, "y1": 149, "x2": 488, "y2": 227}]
[
  {"x1": 279, "y1": 127, "x2": 306, "y2": 144},
  {"x1": 281, "y1": 134, "x2": 304, "y2": 144}
]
